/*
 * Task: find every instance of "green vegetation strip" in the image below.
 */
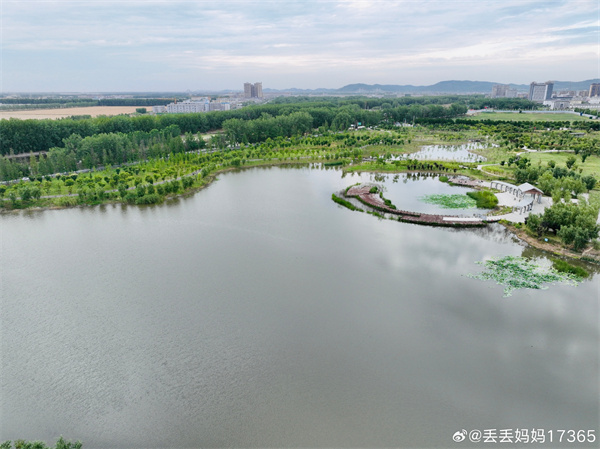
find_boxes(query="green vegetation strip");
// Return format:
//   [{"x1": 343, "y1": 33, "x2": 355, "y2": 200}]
[
  {"x1": 467, "y1": 255, "x2": 582, "y2": 297},
  {"x1": 419, "y1": 193, "x2": 476, "y2": 209},
  {"x1": 466, "y1": 190, "x2": 498, "y2": 208},
  {"x1": 331, "y1": 193, "x2": 364, "y2": 212},
  {"x1": 1, "y1": 437, "x2": 82, "y2": 449},
  {"x1": 551, "y1": 259, "x2": 590, "y2": 278}
]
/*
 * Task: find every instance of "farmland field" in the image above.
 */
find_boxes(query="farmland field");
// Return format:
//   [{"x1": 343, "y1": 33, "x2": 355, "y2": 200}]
[{"x1": 0, "y1": 106, "x2": 142, "y2": 120}]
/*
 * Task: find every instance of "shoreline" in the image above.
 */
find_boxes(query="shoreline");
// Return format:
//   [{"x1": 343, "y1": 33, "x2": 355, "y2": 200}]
[
  {"x1": 503, "y1": 223, "x2": 600, "y2": 263},
  {"x1": 3, "y1": 160, "x2": 598, "y2": 264}
]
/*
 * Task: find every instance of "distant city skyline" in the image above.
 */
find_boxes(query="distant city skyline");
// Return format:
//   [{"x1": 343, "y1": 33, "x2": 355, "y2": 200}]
[{"x1": 1, "y1": 1, "x2": 599, "y2": 92}]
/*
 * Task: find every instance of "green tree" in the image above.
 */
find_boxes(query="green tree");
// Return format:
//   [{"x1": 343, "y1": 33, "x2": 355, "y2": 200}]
[
  {"x1": 19, "y1": 185, "x2": 32, "y2": 202},
  {"x1": 31, "y1": 185, "x2": 42, "y2": 200},
  {"x1": 582, "y1": 175, "x2": 597, "y2": 191},
  {"x1": 7, "y1": 190, "x2": 18, "y2": 206},
  {"x1": 117, "y1": 183, "x2": 128, "y2": 198}
]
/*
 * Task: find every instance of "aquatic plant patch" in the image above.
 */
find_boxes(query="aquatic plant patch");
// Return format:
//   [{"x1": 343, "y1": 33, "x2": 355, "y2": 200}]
[
  {"x1": 466, "y1": 190, "x2": 498, "y2": 208},
  {"x1": 467, "y1": 255, "x2": 582, "y2": 297},
  {"x1": 419, "y1": 194, "x2": 476, "y2": 209}
]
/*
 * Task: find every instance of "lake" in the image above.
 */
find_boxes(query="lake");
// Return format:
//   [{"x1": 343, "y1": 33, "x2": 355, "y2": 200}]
[
  {"x1": 401, "y1": 143, "x2": 488, "y2": 162},
  {"x1": 1, "y1": 166, "x2": 598, "y2": 448}
]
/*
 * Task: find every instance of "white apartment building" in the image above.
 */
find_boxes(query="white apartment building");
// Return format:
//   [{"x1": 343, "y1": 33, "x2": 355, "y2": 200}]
[
  {"x1": 529, "y1": 82, "x2": 554, "y2": 103},
  {"x1": 166, "y1": 100, "x2": 209, "y2": 113},
  {"x1": 162, "y1": 99, "x2": 231, "y2": 113}
]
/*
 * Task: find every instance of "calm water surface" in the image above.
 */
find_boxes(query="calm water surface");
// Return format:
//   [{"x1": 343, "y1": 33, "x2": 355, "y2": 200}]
[
  {"x1": 1, "y1": 166, "x2": 598, "y2": 448},
  {"x1": 403, "y1": 143, "x2": 488, "y2": 162},
  {"x1": 342, "y1": 171, "x2": 490, "y2": 215}
]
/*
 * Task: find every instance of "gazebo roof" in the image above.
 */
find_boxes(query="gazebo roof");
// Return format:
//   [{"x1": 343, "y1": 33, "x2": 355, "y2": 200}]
[{"x1": 518, "y1": 183, "x2": 543, "y2": 194}]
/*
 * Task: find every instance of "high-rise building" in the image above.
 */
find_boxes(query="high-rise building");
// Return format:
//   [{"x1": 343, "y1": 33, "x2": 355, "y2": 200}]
[
  {"x1": 491, "y1": 84, "x2": 518, "y2": 98},
  {"x1": 244, "y1": 83, "x2": 253, "y2": 98},
  {"x1": 528, "y1": 81, "x2": 554, "y2": 102},
  {"x1": 253, "y1": 82, "x2": 263, "y2": 98},
  {"x1": 491, "y1": 84, "x2": 508, "y2": 98},
  {"x1": 589, "y1": 83, "x2": 600, "y2": 97},
  {"x1": 243, "y1": 82, "x2": 263, "y2": 98}
]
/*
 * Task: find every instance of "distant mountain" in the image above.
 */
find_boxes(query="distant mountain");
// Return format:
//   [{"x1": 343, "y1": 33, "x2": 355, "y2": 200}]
[
  {"x1": 264, "y1": 79, "x2": 600, "y2": 95},
  {"x1": 338, "y1": 80, "x2": 526, "y2": 94},
  {"x1": 552, "y1": 79, "x2": 600, "y2": 91}
]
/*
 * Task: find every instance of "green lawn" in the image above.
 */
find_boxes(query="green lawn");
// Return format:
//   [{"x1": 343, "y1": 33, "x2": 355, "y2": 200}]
[
  {"x1": 467, "y1": 112, "x2": 592, "y2": 122},
  {"x1": 526, "y1": 152, "x2": 600, "y2": 177}
]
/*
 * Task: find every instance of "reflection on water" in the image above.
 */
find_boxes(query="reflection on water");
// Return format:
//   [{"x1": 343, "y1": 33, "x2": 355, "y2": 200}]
[
  {"x1": 1, "y1": 166, "x2": 597, "y2": 448},
  {"x1": 395, "y1": 142, "x2": 489, "y2": 162},
  {"x1": 345, "y1": 171, "x2": 489, "y2": 216}
]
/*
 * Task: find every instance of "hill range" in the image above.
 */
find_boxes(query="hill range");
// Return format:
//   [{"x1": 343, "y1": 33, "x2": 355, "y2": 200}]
[{"x1": 264, "y1": 79, "x2": 600, "y2": 95}]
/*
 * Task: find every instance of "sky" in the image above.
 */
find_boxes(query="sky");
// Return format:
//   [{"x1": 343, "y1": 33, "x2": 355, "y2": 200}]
[{"x1": 1, "y1": 0, "x2": 599, "y2": 92}]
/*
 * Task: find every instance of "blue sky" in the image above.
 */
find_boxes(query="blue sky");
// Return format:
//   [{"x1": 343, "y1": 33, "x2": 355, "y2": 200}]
[{"x1": 1, "y1": 0, "x2": 599, "y2": 92}]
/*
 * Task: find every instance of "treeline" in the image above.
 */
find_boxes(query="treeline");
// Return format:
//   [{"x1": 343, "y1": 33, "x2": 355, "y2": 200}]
[
  {"x1": 270, "y1": 95, "x2": 538, "y2": 111},
  {"x1": 223, "y1": 111, "x2": 314, "y2": 143},
  {"x1": 505, "y1": 156, "x2": 597, "y2": 195},
  {"x1": 0, "y1": 98, "x2": 95, "y2": 105},
  {"x1": 408, "y1": 115, "x2": 600, "y2": 133},
  {"x1": 526, "y1": 197, "x2": 600, "y2": 251},
  {"x1": 0, "y1": 102, "x2": 98, "y2": 111},
  {"x1": 573, "y1": 107, "x2": 600, "y2": 118},
  {"x1": 0, "y1": 100, "x2": 468, "y2": 156},
  {"x1": 0, "y1": 97, "x2": 174, "y2": 107},
  {"x1": 97, "y1": 98, "x2": 174, "y2": 106},
  {"x1": 0, "y1": 125, "x2": 205, "y2": 180},
  {"x1": 466, "y1": 98, "x2": 539, "y2": 110}
]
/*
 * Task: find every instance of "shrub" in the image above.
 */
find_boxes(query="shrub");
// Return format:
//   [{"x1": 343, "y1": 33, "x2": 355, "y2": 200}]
[
  {"x1": 170, "y1": 180, "x2": 181, "y2": 192},
  {"x1": 54, "y1": 196, "x2": 78, "y2": 207},
  {"x1": 19, "y1": 186, "x2": 33, "y2": 202},
  {"x1": 369, "y1": 186, "x2": 378, "y2": 194},
  {"x1": 136, "y1": 194, "x2": 162, "y2": 205},
  {"x1": 124, "y1": 192, "x2": 137, "y2": 204},
  {"x1": 582, "y1": 175, "x2": 597, "y2": 191},
  {"x1": 117, "y1": 183, "x2": 128, "y2": 198},
  {"x1": 466, "y1": 190, "x2": 498, "y2": 208}
]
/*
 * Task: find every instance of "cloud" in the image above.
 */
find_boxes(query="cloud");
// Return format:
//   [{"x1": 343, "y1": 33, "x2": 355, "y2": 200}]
[{"x1": 1, "y1": 0, "x2": 598, "y2": 90}]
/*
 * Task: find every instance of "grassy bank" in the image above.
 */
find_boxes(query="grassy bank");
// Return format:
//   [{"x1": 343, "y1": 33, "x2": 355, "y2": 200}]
[{"x1": 331, "y1": 193, "x2": 364, "y2": 212}]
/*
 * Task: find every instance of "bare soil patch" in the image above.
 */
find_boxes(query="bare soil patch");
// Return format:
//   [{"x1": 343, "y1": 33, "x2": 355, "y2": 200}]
[{"x1": 0, "y1": 106, "x2": 141, "y2": 120}]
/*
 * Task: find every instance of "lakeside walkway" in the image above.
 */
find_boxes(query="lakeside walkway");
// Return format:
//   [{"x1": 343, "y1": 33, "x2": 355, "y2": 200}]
[
  {"x1": 345, "y1": 185, "x2": 487, "y2": 227},
  {"x1": 448, "y1": 177, "x2": 551, "y2": 223},
  {"x1": 346, "y1": 177, "x2": 554, "y2": 227}
]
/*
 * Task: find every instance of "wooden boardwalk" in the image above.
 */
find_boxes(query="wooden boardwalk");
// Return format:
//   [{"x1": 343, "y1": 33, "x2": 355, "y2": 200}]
[{"x1": 345, "y1": 184, "x2": 487, "y2": 227}]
